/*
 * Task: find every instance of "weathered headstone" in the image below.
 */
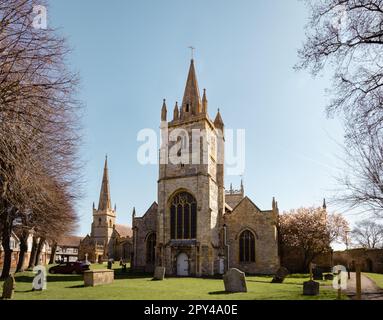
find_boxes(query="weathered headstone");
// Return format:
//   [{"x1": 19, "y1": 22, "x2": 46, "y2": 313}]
[
  {"x1": 1, "y1": 275, "x2": 16, "y2": 300},
  {"x1": 223, "y1": 268, "x2": 247, "y2": 293},
  {"x1": 98, "y1": 255, "x2": 103, "y2": 264},
  {"x1": 153, "y1": 267, "x2": 166, "y2": 281},
  {"x1": 271, "y1": 267, "x2": 289, "y2": 283},
  {"x1": 312, "y1": 267, "x2": 323, "y2": 281},
  {"x1": 324, "y1": 273, "x2": 334, "y2": 281},
  {"x1": 303, "y1": 280, "x2": 320, "y2": 296},
  {"x1": 107, "y1": 260, "x2": 113, "y2": 270}
]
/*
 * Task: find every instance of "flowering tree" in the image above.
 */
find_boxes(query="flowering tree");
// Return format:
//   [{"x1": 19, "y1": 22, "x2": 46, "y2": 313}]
[{"x1": 279, "y1": 207, "x2": 349, "y2": 271}]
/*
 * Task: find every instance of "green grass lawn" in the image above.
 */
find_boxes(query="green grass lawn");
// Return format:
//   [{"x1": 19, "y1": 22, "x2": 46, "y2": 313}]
[
  {"x1": 363, "y1": 273, "x2": 383, "y2": 289},
  {"x1": 1, "y1": 264, "x2": 346, "y2": 300}
]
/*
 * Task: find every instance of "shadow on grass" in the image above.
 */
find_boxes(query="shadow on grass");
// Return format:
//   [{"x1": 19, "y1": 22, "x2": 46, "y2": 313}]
[
  {"x1": 66, "y1": 284, "x2": 85, "y2": 289},
  {"x1": 208, "y1": 291, "x2": 234, "y2": 295},
  {"x1": 14, "y1": 275, "x2": 82, "y2": 283}
]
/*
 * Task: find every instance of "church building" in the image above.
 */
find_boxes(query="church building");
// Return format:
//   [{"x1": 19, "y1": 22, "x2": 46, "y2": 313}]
[
  {"x1": 131, "y1": 59, "x2": 280, "y2": 276},
  {"x1": 79, "y1": 157, "x2": 133, "y2": 263}
]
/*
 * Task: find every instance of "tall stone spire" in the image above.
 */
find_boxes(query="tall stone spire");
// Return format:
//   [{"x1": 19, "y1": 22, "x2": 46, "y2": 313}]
[
  {"x1": 182, "y1": 59, "x2": 201, "y2": 116},
  {"x1": 98, "y1": 156, "x2": 112, "y2": 211}
]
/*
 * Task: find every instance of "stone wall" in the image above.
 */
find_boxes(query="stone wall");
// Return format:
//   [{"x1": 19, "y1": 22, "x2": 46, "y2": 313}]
[
  {"x1": 333, "y1": 249, "x2": 383, "y2": 273},
  {"x1": 224, "y1": 197, "x2": 280, "y2": 275},
  {"x1": 132, "y1": 202, "x2": 158, "y2": 272},
  {"x1": 280, "y1": 246, "x2": 333, "y2": 273}
]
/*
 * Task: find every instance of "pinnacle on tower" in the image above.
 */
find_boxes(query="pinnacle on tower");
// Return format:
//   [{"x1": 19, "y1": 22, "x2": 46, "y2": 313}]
[
  {"x1": 202, "y1": 88, "x2": 208, "y2": 113},
  {"x1": 214, "y1": 108, "x2": 224, "y2": 130},
  {"x1": 98, "y1": 156, "x2": 112, "y2": 211},
  {"x1": 323, "y1": 198, "x2": 327, "y2": 210},
  {"x1": 161, "y1": 99, "x2": 167, "y2": 121},
  {"x1": 182, "y1": 59, "x2": 201, "y2": 116},
  {"x1": 173, "y1": 102, "x2": 179, "y2": 121}
]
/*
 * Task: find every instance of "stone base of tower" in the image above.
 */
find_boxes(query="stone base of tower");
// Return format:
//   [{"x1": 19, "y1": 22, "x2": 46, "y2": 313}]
[{"x1": 158, "y1": 242, "x2": 221, "y2": 277}]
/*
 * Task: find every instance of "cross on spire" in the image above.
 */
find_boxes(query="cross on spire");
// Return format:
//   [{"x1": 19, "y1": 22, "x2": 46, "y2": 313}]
[{"x1": 188, "y1": 46, "x2": 195, "y2": 60}]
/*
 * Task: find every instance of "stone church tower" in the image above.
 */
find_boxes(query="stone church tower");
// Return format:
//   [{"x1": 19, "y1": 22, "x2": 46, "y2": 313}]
[
  {"x1": 132, "y1": 58, "x2": 280, "y2": 277},
  {"x1": 156, "y1": 59, "x2": 226, "y2": 276},
  {"x1": 91, "y1": 156, "x2": 116, "y2": 254}
]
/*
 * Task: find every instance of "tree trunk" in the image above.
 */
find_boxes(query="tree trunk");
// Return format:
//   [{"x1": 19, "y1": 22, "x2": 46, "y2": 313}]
[
  {"x1": 28, "y1": 236, "x2": 38, "y2": 269},
  {"x1": 0, "y1": 213, "x2": 13, "y2": 280},
  {"x1": 16, "y1": 231, "x2": 29, "y2": 273},
  {"x1": 34, "y1": 237, "x2": 45, "y2": 266},
  {"x1": 49, "y1": 242, "x2": 57, "y2": 264}
]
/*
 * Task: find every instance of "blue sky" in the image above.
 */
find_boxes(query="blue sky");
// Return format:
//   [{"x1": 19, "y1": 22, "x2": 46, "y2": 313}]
[{"x1": 50, "y1": 0, "x2": 348, "y2": 237}]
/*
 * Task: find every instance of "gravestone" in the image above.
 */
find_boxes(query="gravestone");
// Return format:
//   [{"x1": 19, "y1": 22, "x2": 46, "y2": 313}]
[
  {"x1": 324, "y1": 274, "x2": 334, "y2": 281},
  {"x1": 98, "y1": 256, "x2": 103, "y2": 264},
  {"x1": 223, "y1": 268, "x2": 247, "y2": 293},
  {"x1": 107, "y1": 260, "x2": 113, "y2": 270},
  {"x1": 271, "y1": 267, "x2": 289, "y2": 283},
  {"x1": 313, "y1": 267, "x2": 323, "y2": 281},
  {"x1": 153, "y1": 267, "x2": 166, "y2": 281},
  {"x1": 303, "y1": 280, "x2": 320, "y2": 296},
  {"x1": 1, "y1": 275, "x2": 15, "y2": 300}
]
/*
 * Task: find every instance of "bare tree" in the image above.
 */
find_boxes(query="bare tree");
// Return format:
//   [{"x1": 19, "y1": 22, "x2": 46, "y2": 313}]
[
  {"x1": 297, "y1": 0, "x2": 383, "y2": 136},
  {"x1": 297, "y1": 0, "x2": 383, "y2": 216},
  {"x1": 0, "y1": 0, "x2": 82, "y2": 279},
  {"x1": 352, "y1": 219, "x2": 383, "y2": 248},
  {"x1": 335, "y1": 126, "x2": 383, "y2": 216}
]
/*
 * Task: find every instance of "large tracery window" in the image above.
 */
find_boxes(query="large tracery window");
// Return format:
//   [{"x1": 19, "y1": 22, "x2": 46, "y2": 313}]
[
  {"x1": 146, "y1": 233, "x2": 156, "y2": 264},
  {"x1": 239, "y1": 230, "x2": 255, "y2": 262},
  {"x1": 170, "y1": 192, "x2": 197, "y2": 239}
]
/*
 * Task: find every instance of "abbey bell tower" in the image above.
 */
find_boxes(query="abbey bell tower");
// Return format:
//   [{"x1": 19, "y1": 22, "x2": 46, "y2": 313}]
[{"x1": 157, "y1": 59, "x2": 225, "y2": 277}]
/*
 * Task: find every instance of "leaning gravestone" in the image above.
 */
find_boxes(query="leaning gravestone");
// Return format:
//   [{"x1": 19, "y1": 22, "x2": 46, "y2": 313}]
[
  {"x1": 271, "y1": 267, "x2": 289, "y2": 283},
  {"x1": 153, "y1": 267, "x2": 166, "y2": 281},
  {"x1": 223, "y1": 268, "x2": 247, "y2": 293},
  {"x1": 303, "y1": 280, "x2": 320, "y2": 296},
  {"x1": 1, "y1": 275, "x2": 16, "y2": 300}
]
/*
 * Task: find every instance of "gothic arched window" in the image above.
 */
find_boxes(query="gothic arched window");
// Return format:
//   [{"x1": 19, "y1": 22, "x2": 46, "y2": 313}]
[
  {"x1": 239, "y1": 230, "x2": 255, "y2": 262},
  {"x1": 170, "y1": 192, "x2": 197, "y2": 239},
  {"x1": 146, "y1": 233, "x2": 156, "y2": 264},
  {"x1": 98, "y1": 218, "x2": 102, "y2": 226}
]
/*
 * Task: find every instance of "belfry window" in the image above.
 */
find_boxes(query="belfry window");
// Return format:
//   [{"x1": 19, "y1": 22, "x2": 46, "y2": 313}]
[
  {"x1": 146, "y1": 233, "x2": 156, "y2": 264},
  {"x1": 186, "y1": 104, "x2": 190, "y2": 112},
  {"x1": 170, "y1": 192, "x2": 197, "y2": 239},
  {"x1": 239, "y1": 230, "x2": 255, "y2": 262},
  {"x1": 98, "y1": 218, "x2": 102, "y2": 226}
]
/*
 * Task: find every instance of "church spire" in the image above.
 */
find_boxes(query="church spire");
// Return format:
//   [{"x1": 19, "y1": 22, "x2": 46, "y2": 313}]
[
  {"x1": 182, "y1": 59, "x2": 201, "y2": 116},
  {"x1": 98, "y1": 156, "x2": 112, "y2": 211}
]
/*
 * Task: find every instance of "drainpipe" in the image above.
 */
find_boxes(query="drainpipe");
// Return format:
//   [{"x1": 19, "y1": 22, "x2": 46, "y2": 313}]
[{"x1": 223, "y1": 224, "x2": 229, "y2": 272}]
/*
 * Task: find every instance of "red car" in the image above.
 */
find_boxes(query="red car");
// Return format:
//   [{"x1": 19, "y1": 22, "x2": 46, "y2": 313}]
[{"x1": 49, "y1": 262, "x2": 90, "y2": 275}]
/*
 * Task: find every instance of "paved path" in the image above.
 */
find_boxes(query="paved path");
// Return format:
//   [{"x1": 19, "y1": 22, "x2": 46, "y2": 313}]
[{"x1": 346, "y1": 273, "x2": 383, "y2": 300}]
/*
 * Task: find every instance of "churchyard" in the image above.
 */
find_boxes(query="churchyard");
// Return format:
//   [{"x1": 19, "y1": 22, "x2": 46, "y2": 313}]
[{"x1": 0, "y1": 263, "x2": 349, "y2": 300}]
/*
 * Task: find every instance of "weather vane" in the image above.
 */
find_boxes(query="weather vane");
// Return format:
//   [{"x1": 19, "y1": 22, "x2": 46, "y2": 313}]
[{"x1": 188, "y1": 46, "x2": 195, "y2": 60}]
